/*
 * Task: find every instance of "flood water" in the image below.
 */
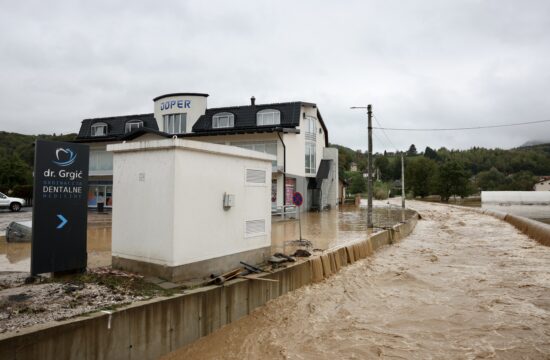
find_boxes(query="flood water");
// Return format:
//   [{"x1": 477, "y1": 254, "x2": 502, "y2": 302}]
[
  {"x1": 0, "y1": 205, "x2": 413, "y2": 274},
  {"x1": 0, "y1": 225, "x2": 112, "y2": 273},
  {"x1": 272, "y1": 204, "x2": 414, "y2": 254}
]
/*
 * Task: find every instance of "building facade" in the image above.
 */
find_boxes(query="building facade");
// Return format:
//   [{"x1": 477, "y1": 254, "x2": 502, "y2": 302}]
[
  {"x1": 534, "y1": 177, "x2": 550, "y2": 191},
  {"x1": 75, "y1": 93, "x2": 339, "y2": 212}
]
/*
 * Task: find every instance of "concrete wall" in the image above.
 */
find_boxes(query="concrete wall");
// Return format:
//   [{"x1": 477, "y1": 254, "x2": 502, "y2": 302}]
[
  {"x1": 108, "y1": 139, "x2": 273, "y2": 279},
  {"x1": 481, "y1": 191, "x2": 550, "y2": 204},
  {"x1": 0, "y1": 213, "x2": 419, "y2": 360},
  {"x1": 322, "y1": 147, "x2": 339, "y2": 208},
  {"x1": 481, "y1": 191, "x2": 550, "y2": 220}
]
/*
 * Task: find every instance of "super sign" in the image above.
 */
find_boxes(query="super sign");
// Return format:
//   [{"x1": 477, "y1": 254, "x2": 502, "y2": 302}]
[{"x1": 292, "y1": 192, "x2": 303, "y2": 207}]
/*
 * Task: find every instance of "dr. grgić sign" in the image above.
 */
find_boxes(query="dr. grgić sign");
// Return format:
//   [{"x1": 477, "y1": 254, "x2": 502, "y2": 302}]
[{"x1": 31, "y1": 140, "x2": 89, "y2": 275}]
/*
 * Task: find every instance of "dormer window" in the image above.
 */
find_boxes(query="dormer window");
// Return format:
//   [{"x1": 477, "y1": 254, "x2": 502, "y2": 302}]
[
  {"x1": 212, "y1": 112, "x2": 234, "y2": 129},
  {"x1": 256, "y1": 109, "x2": 280, "y2": 126},
  {"x1": 91, "y1": 122, "x2": 108, "y2": 137},
  {"x1": 125, "y1": 120, "x2": 143, "y2": 133}
]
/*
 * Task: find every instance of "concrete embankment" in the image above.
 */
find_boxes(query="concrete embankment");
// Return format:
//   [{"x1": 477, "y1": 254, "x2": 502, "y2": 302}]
[
  {"x1": 0, "y1": 213, "x2": 419, "y2": 360},
  {"x1": 465, "y1": 207, "x2": 550, "y2": 247}
]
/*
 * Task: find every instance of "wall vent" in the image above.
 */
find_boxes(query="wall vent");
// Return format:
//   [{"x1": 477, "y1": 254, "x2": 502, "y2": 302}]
[
  {"x1": 245, "y1": 219, "x2": 265, "y2": 237},
  {"x1": 246, "y1": 168, "x2": 266, "y2": 184}
]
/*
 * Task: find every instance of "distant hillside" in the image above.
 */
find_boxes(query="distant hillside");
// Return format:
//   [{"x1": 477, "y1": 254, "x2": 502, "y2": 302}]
[
  {"x1": 0, "y1": 131, "x2": 77, "y2": 189},
  {"x1": 519, "y1": 140, "x2": 550, "y2": 148},
  {"x1": 333, "y1": 142, "x2": 550, "y2": 179}
]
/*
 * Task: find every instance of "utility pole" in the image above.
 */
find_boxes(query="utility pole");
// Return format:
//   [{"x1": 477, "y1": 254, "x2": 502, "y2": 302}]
[
  {"x1": 367, "y1": 105, "x2": 373, "y2": 228},
  {"x1": 401, "y1": 153, "x2": 405, "y2": 208},
  {"x1": 350, "y1": 104, "x2": 374, "y2": 228}
]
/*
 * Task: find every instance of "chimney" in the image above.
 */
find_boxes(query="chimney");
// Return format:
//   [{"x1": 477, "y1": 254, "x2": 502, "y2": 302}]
[{"x1": 251, "y1": 96, "x2": 256, "y2": 106}]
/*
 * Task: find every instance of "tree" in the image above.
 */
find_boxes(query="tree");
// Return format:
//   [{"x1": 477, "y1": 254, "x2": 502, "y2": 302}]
[
  {"x1": 476, "y1": 167, "x2": 506, "y2": 191},
  {"x1": 374, "y1": 156, "x2": 391, "y2": 180},
  {"x1": 0, "y1": 155, "x2": 31, "y2": 188},
  {"x1": 508, "y1": 171, "x2": 538, "y2": 191},
  {"x1": 424, "y1": 146, "x2": 439, "y2": 161},
  {"x1": 436, "y1": 160, "x2": 471, "y2": 201},
  {"x1": 348, "y1": 172, "x2": 366, "y2": 194},
  {"x1": 406, "y1": 157, "x2": 438, "y2": 197},
  {"x1": 407, "y1": 144, "x2": 417, "y2": 156}
]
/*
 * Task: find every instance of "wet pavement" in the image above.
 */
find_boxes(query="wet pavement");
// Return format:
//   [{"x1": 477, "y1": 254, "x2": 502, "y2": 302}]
[{"x1": 164, "y1": 200, "x2": 550, "y2": 359}]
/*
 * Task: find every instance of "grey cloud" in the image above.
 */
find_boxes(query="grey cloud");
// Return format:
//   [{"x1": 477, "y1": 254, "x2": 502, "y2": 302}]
[{"x1": 0, "y1": 0, "x2": 549, "y2": 151}]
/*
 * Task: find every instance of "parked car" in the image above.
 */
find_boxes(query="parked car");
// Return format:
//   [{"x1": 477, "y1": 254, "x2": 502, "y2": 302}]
[{"x1": 0, "y1": 192, "x2": 26, "y2": 212}]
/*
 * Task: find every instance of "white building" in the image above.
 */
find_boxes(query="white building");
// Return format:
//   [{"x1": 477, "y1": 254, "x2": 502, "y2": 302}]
[
  {"x1": 76, "y1": 93, "x2": 339, "y2": 212},
  {"x1": 534, "y1": 177, "x2": 550, "y2": 191}
]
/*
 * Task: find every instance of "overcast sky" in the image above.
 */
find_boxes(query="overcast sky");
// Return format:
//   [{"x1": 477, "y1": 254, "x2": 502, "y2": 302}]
[{"x1": 1, "y1": 0, "x2": 549, "y2": 152}]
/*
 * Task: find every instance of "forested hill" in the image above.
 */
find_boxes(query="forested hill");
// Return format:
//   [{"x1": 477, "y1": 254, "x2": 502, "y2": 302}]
[
  {"x1": 0, "y1": 131, "x2": 76, "y2": 189},
  {"x1": 333, "y1": 143, "x2": 550, "y2": 198}
]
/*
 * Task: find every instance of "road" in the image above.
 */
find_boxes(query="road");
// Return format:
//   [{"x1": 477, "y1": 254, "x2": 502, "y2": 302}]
[{"x1": 164, "y1": 201, "x2": 550, "y2": 359}]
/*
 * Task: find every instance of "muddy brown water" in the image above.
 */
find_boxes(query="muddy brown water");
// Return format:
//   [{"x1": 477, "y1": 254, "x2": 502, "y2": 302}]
[
  {"x1": 0, "y1": 226, "x2": 112, "y2": 272},
  {"x1": 164, "y1": 200, "x2": 550, "y2": 359},
  {"x1": 272, "y1": 205, "x2": 414, "y2": 254},
  {"x1": 0, "y1": 206, "x2": 411, "y2": 273}
]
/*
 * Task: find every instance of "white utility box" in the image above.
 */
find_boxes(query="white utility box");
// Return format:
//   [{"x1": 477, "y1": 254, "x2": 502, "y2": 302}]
[{"x1": 108, "y1": 138, "x2": 274, "y2": 281}]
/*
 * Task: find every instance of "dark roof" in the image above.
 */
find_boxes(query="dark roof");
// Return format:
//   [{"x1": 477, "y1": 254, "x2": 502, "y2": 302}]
[
  {"x1": 75, "y1": 101, "x2": 330, "y2": 144},
  {"x1": 153, "y1": 93, "x2": 209, "y2": 101},
  {"x1": 192, "y1": 101, "x2": 329, "y2": 144},
  {"x1": 75, "y1": 113, "x2": 158, "y2": 141}
]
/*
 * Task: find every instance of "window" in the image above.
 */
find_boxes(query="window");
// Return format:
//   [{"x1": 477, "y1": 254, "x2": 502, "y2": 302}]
[
  {"x1": 91, "y1": 122, "x2": 108, "y2": 137},
  {"x1": 305, "y1": 141, "x2": 316, "y2": 174},
  {"x1": 304, "y1": 116, "x2": 316, "y2": 141},
  {"x1": 256, "y1": 109, "x2": 281, "y2": 126},
  {"x1": 232, "y1": 141, "x2": 278, "y2": 168},
  {"x1": 232, "y1": 141, "x2": 277, "y2": 156},
  {"x1": 213, "y1": 112, "x2": 234, "y2": 128},
  {"x1": 163, "y1": 113, "x2": 187, "y2": 134},
  {"x1": 89, "y1": 150, "x2": 113, "y2": 171},
  {"x1": 125, "y1": 120, "x2": 143, "y2": 133}
]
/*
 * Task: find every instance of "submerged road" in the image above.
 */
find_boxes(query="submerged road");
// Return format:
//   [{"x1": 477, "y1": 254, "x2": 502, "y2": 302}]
[{"x1": 164, "y1": 201, "x2": 550, "y2": 359}]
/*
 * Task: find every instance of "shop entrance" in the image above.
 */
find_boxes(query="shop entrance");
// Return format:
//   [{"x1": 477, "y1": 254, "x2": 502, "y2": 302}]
[{"x1": 87, "y1": 184, "x2": 113, "y2": 209}]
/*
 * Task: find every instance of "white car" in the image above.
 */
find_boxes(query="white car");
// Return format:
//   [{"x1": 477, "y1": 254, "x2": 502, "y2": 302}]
[{"x1": 0, "y1": 192, "x2": 26, "y2": 212}]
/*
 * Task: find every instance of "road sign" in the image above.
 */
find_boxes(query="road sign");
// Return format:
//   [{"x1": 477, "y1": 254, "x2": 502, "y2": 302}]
[
  {"x1": 293, "y1": 192, "x2": 303, "y2": 207},
  {"x1": 31, "y1": 140, "x2": 89, "y2": 275}
]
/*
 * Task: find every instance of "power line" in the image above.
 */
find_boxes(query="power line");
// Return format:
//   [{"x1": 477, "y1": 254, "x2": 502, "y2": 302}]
[
  {"x1": 372, "y1": 129, "x2": 390, "y2": 150},
  {"x1": 373, "y1": 119, "x2": 550, "y2": 131},
  {"x1": 372, "y1": 114, "x2": 400, "y2": 152}
]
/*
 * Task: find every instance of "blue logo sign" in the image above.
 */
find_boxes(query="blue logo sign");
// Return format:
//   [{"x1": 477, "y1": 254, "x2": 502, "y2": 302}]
[{"x1": 53, "y1": 148, "x2": 77, "y2": 167}]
